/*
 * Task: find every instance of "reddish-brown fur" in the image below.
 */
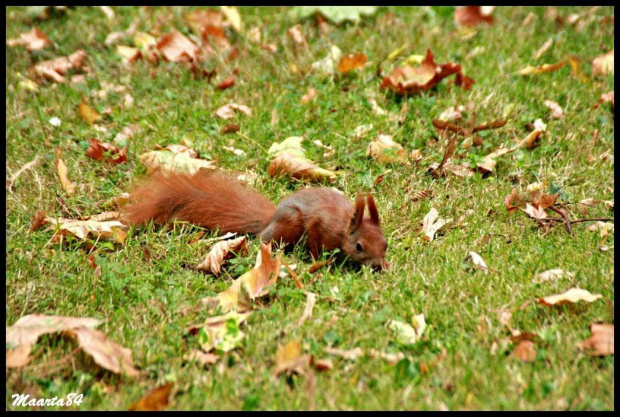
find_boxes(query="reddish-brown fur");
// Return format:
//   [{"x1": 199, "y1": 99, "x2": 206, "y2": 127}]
[{"x1": 125, "y1": 171, "x2": 388, "y2": 269}]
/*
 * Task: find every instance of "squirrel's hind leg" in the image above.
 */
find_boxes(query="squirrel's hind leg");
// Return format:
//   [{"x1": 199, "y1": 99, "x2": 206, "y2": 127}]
[{"x1": 260, "y1": 205, "x2": 304, "y2": 247}]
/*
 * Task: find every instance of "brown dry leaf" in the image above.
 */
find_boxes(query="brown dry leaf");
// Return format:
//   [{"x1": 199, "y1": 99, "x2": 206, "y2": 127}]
[
  {"x1": 216, "y1": 75, "x2": 235, "y2": 90},
  {"x1": 196, "y1": 236, "x2": 248, "y2": 275},
  {"x1": 301, "y1": 88, "x2": 317, "y2": 104},
  {"x1": 586, "y1": 221, "x2": 614, "y2": 237},
  {"x1": 592, "y1": 50, "x2": 614, "y2": 76},
  {"x1": 45, "y1": 216, "x2": 129, "y2": 244},
  {"x1": 156, "y1": 30, "x2": 199, "y2": 63},
  {"x1": 274, "y1": 339, "x2": 313, "y2": 376},
  {"x1": 78, "y1": 99, "x2": 102, "y2": 125},
  {"x1": 512, "y1": 340, "x2": 537, "y2": 363},
  {"x1": 411, "y1": 189, "x2": 433, "y2": 202},
  {"x1": 128, "y1": 383, "x2": 174, "y2": 411},
  {"x1": 599, "y1": 91, "x2": 614, "y2": 109},
  {"x1": 543, "y1": 100, "x2": 563, "y2": 119},
  {"x1": 313, "y1": 358, "x2": 333, "y2": 371},
  {"x1": 268, "y1": 152, "x2": 337, "y2": 182},
  {"x1": 476, "y1": 147, "x2": 513, "y2": 174},
  {"x1": 116, "y1": 45, "x2": 141, "y2": 63},
  {"x1": 54, "y1": 148, "x2": 76, "y2": 195},
  {"x1": 515, "y1": 130, "x2": 543, "y2": 150},
  {"x1": 366, "y1": 134, "x2": 409, "y2": 165},
  {"x1": 421, "y1": 207, "x2": 452, "y2": 242},
  {"x1": 184, "y1": 349, "x2": 220, "y2": 366},
  {"x1": 532, "y1": 192, "x2": 558, "y2": 210},
  {"x1": 113, "y1": 124, "x2": 140, "y2": 145},
  {"x1": 199, "y1": 242, "x2": 282, "y2": 313},
  {"x1": 86, "y1": 211, "x2": 123, "y2": 222},
  {"x1": 308, "y1": 259, "x2": 331, "y2": 274},
  {"x1": 534, "y1": 268, "x2": 575, "y2": 283},
  {"x1": 85, "y1": 139, "x2": 128, "y2": 165},
  {"x1": 215, "y1": 103, "x2": 252, "y2": 119},
  {"x1": 381, "y1": 49, "x2": 474, "y2": 95},
  {"x1": 580, "y1": 323, "x2": 614, "y2": 356},
  {"x1": 298, "y1": 292, "x2": 317, "y2": 326},
  {"x1": 539, "y1": 288, "x2": 603, "y2": 307},
  {"x1": 139, "y1": 148, "x2": 216, "y2": 175},
  {"x1": 504, "y1": 189, "x2": 524, "y2": 213},
  {"x1": 6, "y1": 27, "x2": 52, "y2": 50},
  {"x1": 29, "y1": 49, "x2": 87, "y2": 83},
  {"x1": 70, "y1": 327, "x2": 139, "y2": 377},
  {"x1": 337, "y1": 53, "x2": 368, "y2": 73},
  {"x1": 454, "y1": 6, "x2": 494, "y2": 27},
  {"x1": 518, "y1": 62, "x2": 565, "y2": 75},
  {"x1": 287, "y1": 24, "x2": 307, "y2": 47},
  {"x1": 30, "y1": 210, "x2": 47, "y2": 232}
]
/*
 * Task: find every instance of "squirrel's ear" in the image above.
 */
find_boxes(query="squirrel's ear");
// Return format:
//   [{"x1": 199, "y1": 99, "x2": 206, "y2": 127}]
[
  {"x1": 366, "y1": 193, "x2": 380, "y2": 225},
  {"x1": 351, "y1": 193, "x2": 365, "y2": 230}
]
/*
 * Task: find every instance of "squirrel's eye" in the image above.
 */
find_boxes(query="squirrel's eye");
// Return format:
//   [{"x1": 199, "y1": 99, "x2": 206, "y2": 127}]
[{"x1": 356, "y1": 242, "x2": 363, "y2": 252}]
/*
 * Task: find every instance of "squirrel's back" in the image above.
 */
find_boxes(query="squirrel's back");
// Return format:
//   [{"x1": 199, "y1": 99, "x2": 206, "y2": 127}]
[{"x1": 125, "y1": 170, "x2": 276, "y2": 234}]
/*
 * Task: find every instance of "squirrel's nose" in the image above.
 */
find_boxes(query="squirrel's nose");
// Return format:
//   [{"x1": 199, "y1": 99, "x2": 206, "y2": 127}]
[{"x1": 371, "y1": 259, "x2": 389, "y2": 272}]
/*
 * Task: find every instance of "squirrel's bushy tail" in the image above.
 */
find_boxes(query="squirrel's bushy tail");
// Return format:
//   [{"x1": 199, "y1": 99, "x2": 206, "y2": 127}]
[{"x1": 125, "y1": 170, "x2": 276, "y2": 234}]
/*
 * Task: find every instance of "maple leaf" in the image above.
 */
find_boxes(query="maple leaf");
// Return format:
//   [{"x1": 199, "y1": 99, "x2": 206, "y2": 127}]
[{"x1": 381, "y1": 49, "x2": 474, "y2": 95}]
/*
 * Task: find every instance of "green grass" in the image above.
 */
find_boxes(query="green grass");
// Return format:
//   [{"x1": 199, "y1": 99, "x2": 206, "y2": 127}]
[{"x1": 6, "y1": 6, "x2": 614, "y2": 411}]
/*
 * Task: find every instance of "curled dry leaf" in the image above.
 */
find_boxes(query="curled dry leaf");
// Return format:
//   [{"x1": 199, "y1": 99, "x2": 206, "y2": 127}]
[
  {"x1": 543, "y1": 100, "x2": 563, "y2": 119},
  {"x1": 534, "y1": 268, "x2": 575, "y2": 284},
  {"x1": 580, "y1": 323, "x2": 614, "y2": 356},
  {"x1": 6, "y1": 27, "x2": 51, "y2": 50},
  {"x1": 301, "y1": 88, "x2": 317, "y2": 104},
  {"x1": 196, "y1": 236, "x2": 248, "y2": 275},
  {"x1": 381, "y1": 49, "x2": 474, "y2": 95},
  {"x1": 476, "y1": 147, "x2": 513, "y2": 174},
  {"x1": 366, "y1": 134, "x2": 409, "y2": 165},
  {"x1": 539, "y1": 288, "x2": 603, "y2": 306},
  {"x1": 454, "y1": 6, "x2": 494, "y2": 27},
  {"x1": 298, "y1": 292, "x2": 317, "y2": 326},
  {"x1": 71, "y1": 327, "x2": 140, "y2": 377},
  {"x1": 421, "y1": 207, "x2": 452, "y2": 242},
  {"x1": 215, "y1": 103, "x2": 252, "y2": 119},
  {"x1": 337, "y1": 53, "x2": 367, "y2": 73},
  {"x1": 29, "y1": 49, "x2": 87, "y2": 83},
  {"x1": 466, "y1": 251, "x2": 488, "y2": 271},
  {"x1": 45, "y1": 216, "x2": 128, "y2": 244},
  {"x1": 269, "y1": 152, "x2": 337, "y2": 182},
  {"x1": 128, "y1": 383, "x2": 174, "y2": 411},
  {"x1": 85, "y1": 139, "x2": 127, "y2": 165},
  {"x1": 199, "y1": 242, "x2": 282, "y2": 313},
  {"x1": 518, "y1": 62, "x2": 565, "y2": 75},
  {"x1": 54, "y1": 148, "x2": 76, "y2": 195},
  {"x1": 591, "y1": 50, "x2": 614, "y2": 76},
  {"x1": 139, "y1": 148, "x2": 216, "y2": 175},
  {"x1": 287, "y1": 24, "x2": 307, "y2": 47},
  {"x1": 512, "y1": 340, "x2": 537, "y2": 363},
  {"x1": 156, "y1": 30, "x2": 200, "y2": 63}
]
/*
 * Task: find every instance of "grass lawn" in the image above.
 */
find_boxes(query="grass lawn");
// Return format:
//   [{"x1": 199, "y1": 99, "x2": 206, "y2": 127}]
[{"x1": 5, "y1": 6, "x2": 614, "y2": 410}]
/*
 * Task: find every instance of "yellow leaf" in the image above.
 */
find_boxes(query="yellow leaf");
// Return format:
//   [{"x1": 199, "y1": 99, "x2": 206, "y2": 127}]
[
  {"x1": 366, "y1": 134, "x2": 409, "y2": 165},
  {"x1": 129, "y1": 383, "x2": 174, "y2": 411},
  {"x1": 54, "y1": 148, "x2": 76, "y2": 195},
  {"x1": 78, "y1": 99, "x2": 102, "y2": 125},
  {"x1": 221, "y1": 6, "x2": 242, "y2": 32}
]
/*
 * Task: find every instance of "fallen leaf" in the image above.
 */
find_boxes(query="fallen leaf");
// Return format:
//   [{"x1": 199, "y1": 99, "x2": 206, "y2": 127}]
[
  {"x1": 287, "y1": 24, "x2": 307, "y2": 47},
  {"x1": 599, "y1": 91, "x2": 614, "y2": 109},
  {"x1": 268, "y1": 136, "x2": 306, "y2": 158},
  {"x1": 85, "y1": 139, "x2": 127, "y2": 165},
  {"x1": 128, "y1": 383, "x2": 174, "y2": 411},
  {"x1": 352, "y1": 124, "x2": 373, "y2": 140},
  {"x1": 156, "y1": 29, "x2": 199, "y2": 63},
  {"x1": 311, "y1": 45, "x2": 342, "y2": 75},
  {"x1": 466, "y1": 251, "x2": 488, "y2": 272},
  {"x1": 216, "y1": 75, "x2": 235, "y2": 90},
  {"x1": 30, "y1": 210, "x2": 47, "y2": 231},
  {"x1": 308, "y1": 259, "x2": 331, "y2": 274},
  {"x1": 518, "y1": 62, "x2": 565, "y2": 75},
  {"x1": 139, "y1": 149, "x2": 216, "y2": 175},
  {"x1": 586, "y1": 221, "x2": 614, "y2": 237},
  {"x1": 324, "y1": 346, "x2": 365, "y2": 360},
  {"x1": 533, "y1": 38, "x2": 553, "y2": 60},
  {"x1": 523, "y1": 203, "x2": 548, "y2": 220},
  {"x1": 512, "y1": 340, "x2": 537, "y2": 363},
  {"x1": 410, "y1": 189, "x2": 433, "y2": 202},
  {"x1": 268, "y1": 152, "x2": 337, "y2": 182},
  {"x1": 6, "y1": 27, "x2": 51, "y2": 50},
  {"x1": 184, "y1": 350, "x2": 220, "y2": 366},
  {"x1": 196, "y1": 236, "x2": 248, "y2": 275},
  {"x1": 29, "y1": 49, "x2": 87, "y2": 83},
  {"x1": 291, "y1": 6, "x2": 378, "y2": 25},
  {"x1": 78, "y1": 99, "x2": 102, "y2": 125},
  {"x1": 539, "y1": 288, "x2": 603, "y2": 306},
  {"x1": 381, "y1": 49, "x2": 474, "y2": 95},
  {"x1": 337, "y1": 53, "x2": 367, "y2": 73},
  {"x1": 220, "y1": 6, "x2": 242, "y2": 32},
  {"x1": 113, "y1": 124, "x2": 140, "y2": 145},
  {"x1": 580, "y1": 323, "x2": 614, "y2": 356},
  {"x1": 534, "y1": 268, "x2": 575, "y2": 283},
  {"x1": 454, "y1": 6, "x2": 494, "y2": 27},
  {"x1": 313, "y1": 358, "x2": 333, "y2": 371},
  {"x1": 476, "y1": 147, "x2": 514, "y2": 174},
  {"x1": 421, "y1": 207, "x2": 452, "y2": 242},
  {"x1": 592, "y1": 50, "x2": 614, "y2": 76},
  {"x1": 191, "y1": 311, "x2": 250, "y2": 353},
  {"x1": 366, "y1": 134, "x2": 409, "y2": 165},
  {"x1": 515, "y1": 130, "x2": 543, "y2": 150},
  {"x1": 215, "y1": 103, "x2": 252, "y2": 119},
  {"x1": 543, "y1": 100, "x2": 563, "y2": 119},
  {"x1": 105, "y1": 19, "x2": 139, "y2": 45},
  {"x1": 301, "y1": 88, "x2": 317, "y2": 104},
  {"x1": 199, "y1": 242, "x2": 282, "y2": 313},
  {"x1": 45, "y1": 216, "x2": 128, "y2": 244},
  {"x1": 388, "y1": 314, "x2": 426, "y2": 345},
  {"x1": 298, "y1": 292, "x2": 316, "y2": 326},
  {"x1": 6, "y1": 344, "x2": 32, "y2": 368},
  {"x1": 116, "y1": 45, "x2": 141, "y2": 63},
  {"x1": 437, "y1": 105, "x2": 464, "y2": 122},
  {"x1": 70, "y1": 326, "x2": 139, "y2": 377},
  {"x1": 54, "y1": 148, "x2": 76, "y2": 195}
]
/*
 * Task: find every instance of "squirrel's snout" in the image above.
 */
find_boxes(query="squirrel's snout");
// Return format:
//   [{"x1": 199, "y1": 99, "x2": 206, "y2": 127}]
[{"x1": 371, "y1": 259, "x2": 389, "y2": 272}]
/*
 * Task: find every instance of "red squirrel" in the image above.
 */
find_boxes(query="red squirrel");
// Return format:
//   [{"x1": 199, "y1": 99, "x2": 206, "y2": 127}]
[{"x1": 125, "y1": 170, "x2": 388, "y2": 269}]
